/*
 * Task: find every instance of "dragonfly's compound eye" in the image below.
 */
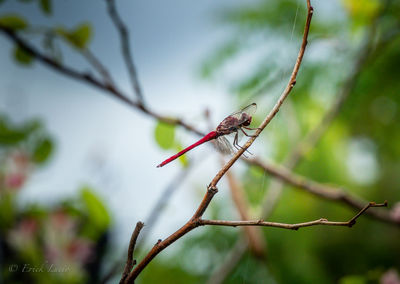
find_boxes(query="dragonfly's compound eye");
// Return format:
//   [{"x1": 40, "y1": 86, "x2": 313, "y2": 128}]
[{"x1": 243, "y1": 116, "x2": 252, "y2": 126}]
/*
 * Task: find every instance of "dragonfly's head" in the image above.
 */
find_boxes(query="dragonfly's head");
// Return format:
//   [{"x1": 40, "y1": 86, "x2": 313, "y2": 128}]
[{"x1": 241, "y1": 114, "x2": 252, "y2": 126}]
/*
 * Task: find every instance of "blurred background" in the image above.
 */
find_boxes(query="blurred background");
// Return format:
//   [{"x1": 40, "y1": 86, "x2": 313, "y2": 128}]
[{"x1": 0, "y1": 0, "x2": 399, "y2": 283}]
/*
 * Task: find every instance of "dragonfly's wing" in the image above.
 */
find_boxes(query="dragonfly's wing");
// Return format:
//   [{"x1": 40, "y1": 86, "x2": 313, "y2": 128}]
[
  {"x1": 229, "y1": 103, "x2": 257, "y2": 120},
  {"x1": 213, "y1": 136, "x2": 234, "y2": 155},
  {"x1": 217, "y1": 103, "x2": 257, "y2": 134}
]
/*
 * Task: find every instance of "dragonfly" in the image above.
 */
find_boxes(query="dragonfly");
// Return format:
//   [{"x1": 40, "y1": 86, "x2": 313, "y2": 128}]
[{"x1": 157, "y1": 103, "x2": 258, "y2": 168}]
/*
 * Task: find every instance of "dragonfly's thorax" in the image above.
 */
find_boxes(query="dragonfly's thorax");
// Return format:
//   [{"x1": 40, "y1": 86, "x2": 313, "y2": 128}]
[{"x1": 216, "y1": 114, "x2": 252, "y2": 135}]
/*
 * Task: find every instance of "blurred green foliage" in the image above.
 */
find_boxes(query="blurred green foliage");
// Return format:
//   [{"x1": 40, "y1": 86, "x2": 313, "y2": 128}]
[
  {"x1": 0, "y1": 14, "x2": 28, "y2": 30},
  {"x1": 0, "y1": 114, "x2": 112, "y2": 283},
  {"x1": 56, "y1": 23, "x2": 92, "y2": 50}
]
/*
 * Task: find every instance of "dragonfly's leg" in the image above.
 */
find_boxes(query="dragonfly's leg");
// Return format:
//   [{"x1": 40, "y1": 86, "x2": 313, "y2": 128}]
[
  {"x1": 233, "y1": 132, "x2": 241, "y2": 151},
  {"x1": 240, "y1": 127, "x2": 257, "y2": 138},
  {"x1": 243, "y1": 126, "x2": 262, "y2": 131},
  {"x1": 233, "y1": 131, "x2": 253, "y2": 156}
]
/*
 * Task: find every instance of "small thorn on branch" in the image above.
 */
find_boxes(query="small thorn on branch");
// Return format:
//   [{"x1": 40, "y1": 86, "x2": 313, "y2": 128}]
[{"x1": 207, "y1": 185, "x2": 218, "y2": 193}]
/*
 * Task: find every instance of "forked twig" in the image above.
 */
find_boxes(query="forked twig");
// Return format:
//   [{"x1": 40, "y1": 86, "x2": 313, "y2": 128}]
[
  {"x1": 249, "y1": 158, "x2": 400, "y2": 225},
  {"x1": 199, "y1": 201, "x2": 388, "y2": 230},
  {"x1": 105, "y1": 0, "x2": 145, "y2": 105},
  {"x1": 120, "y1": 222, "x2": 144, "y2": 284}
]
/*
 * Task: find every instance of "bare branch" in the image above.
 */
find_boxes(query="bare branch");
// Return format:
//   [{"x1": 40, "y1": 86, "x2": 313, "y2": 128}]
[
  {"x1": 125, "y1": 1, "x2": 314, "y2": 281},
  {"x1": 248, "y1": 158, "x2": 400, "y2": 225},
  {"x1": 200, "y1": 201, "x2": 388, "y2": 230},
  {"x1": 137, "y1": 163, "x2": 194, "y2": 248},
  {"x1": 120, "y1": 222, "x2": 144, "y2": 284},
  {"x1": 105, "y1": 0, "x2": 145, "y2": 104},
  {"x1": 208, "y1": 0, "x2": 313, "y2": 189},
  {"x1": 0, "y1": 26, "x2": 204, "y2": 137}
]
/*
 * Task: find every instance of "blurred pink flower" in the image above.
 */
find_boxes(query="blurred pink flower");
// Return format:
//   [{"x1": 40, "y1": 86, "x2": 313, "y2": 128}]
[
  {"x1": 390, "y1": 202, "x2": 400, "y2": 222},
  {"x1": 7, "y1": 218, "x2": 38, "y2": 249},
  {"x1": 67, "y1": 239, "x2": 93, "y2": 263},
  {"x1": 18, "y1": 218, "x2": 38, "y2": 237},
  {"x1": 381, "y1": 269, "x2": 400, "y2": 284},
  {"x1": 50, "y1": 210, "x2": 75, "y2": 231},
  {"x1": 2, "y1": 150, "x2": 31, "y2": 191},
  {"x1": 4, "y1": 173, "x2": 26, "y2": 189},
  {"x1": 45, "y1": 210, "x2": 94, "y2": 266},
  {"x1": 12, "y1": 151, "x2": 30, "y2": 168}
]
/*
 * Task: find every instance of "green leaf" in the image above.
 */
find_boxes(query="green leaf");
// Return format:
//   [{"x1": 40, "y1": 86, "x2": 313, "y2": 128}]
[
  {"x1": 32, "y1": 138, "x2": 53, "y2": 164},
  {"x1": 39, "y1": 0, "x2": 51, "y2": 15},
  {"x1": 80, "y1": 187, "x2": 110, "y2": 237},
  {"x1": 0, "y1": 14, "x2": 28, "y2": 30},
  {"x1": 56, "y1": 23, "x2": 92, "y2": 49},
  {"x1": 174, "y1": 143, "x2": 189, "y2": 167},
  {"x1": 154, "y1": 122, "x2": 176, "y2": 150},
  {"x1": 0, "y1": 116, "x2": 28, "y2": 145},
  {"x1": 13, "y1": 45, "x2": 34, "y2": 65}
]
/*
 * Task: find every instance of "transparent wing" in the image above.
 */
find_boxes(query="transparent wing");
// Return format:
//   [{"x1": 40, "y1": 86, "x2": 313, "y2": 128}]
[
  {"x1": 213, "y1": 136, "x2": 234, "y2": 155},
  {"x1": 229, "y1": 103, "x2": 257, "y2": 120}
]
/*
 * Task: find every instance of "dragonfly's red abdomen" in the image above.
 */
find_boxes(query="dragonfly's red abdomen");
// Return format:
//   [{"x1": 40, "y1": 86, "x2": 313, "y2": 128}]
[{"x1": 156, "y1": 131, "x2": 218, "y2": 168}]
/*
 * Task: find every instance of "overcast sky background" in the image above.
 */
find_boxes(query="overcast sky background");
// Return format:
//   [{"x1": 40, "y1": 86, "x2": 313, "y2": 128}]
[{"x1": 0, "y1": 0, "x2": 339, "y2": 260}]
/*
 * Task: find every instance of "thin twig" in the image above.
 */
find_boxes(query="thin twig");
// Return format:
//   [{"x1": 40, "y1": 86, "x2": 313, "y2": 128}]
[
  {"x1": 125, "y1": 1, "x2": 314, "y2": 281},
  {"x1": 206, "y1": 238, "x2": 248, "y2": 284},
  {"x1": 81, "y1": 48, "x2": 114, "y2": 85},
  {"x1": 248, "y1": 158, "x2": 400, "y2": 225},
  {"x1": 138, "y1": 163, "x2": 194, "y2": 248},
  {"x1": 209, "y1": 1, "x2": 313, "y2": 188},
  {"x1": 200, "y1": 201, "x2": 388, "y2": 230},
  {"x1": 120, "y1": 222, "x2": 144, "y2": 284},
  {"x1": 0, "y1": 26, "x2": 204, "y2": 137},
  {"x1": 224, "y1": 162, "x2": 266, "y2": 258},
  {"x1": 105, "y1": 0, "x2": 145, "y2": 105}
]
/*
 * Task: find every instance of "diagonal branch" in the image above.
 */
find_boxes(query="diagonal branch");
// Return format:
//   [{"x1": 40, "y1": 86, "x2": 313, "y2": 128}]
[
  {"x1": 199, "y1": 201, "x2": 388, "y2": 230},
  {"x1": 0, "y1": 26, "x2": 204, "y2": 137},
  {"x1": 125, "y1": 1, "x2": 314, "y2": 281},
  {"x1": 105, "y1": 0, "x2": 145, "y2": 105},
  {"x1": 209, "y1": 0, "x2": 313, "y2": 188}
]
